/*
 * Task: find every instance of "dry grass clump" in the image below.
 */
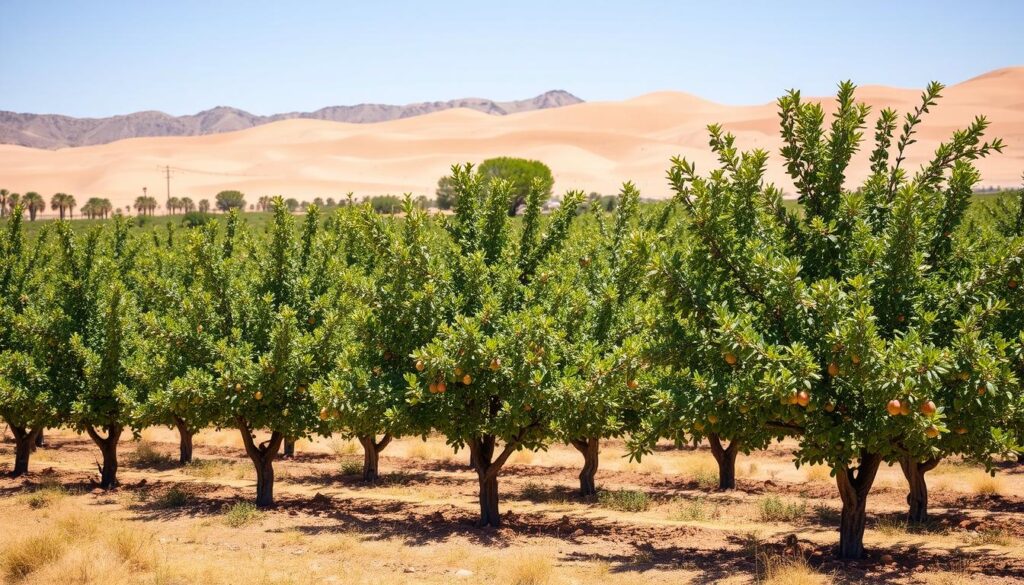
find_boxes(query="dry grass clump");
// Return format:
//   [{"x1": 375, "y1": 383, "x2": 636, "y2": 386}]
[
  {"x1": 802, "y1": 465, "x2": 831, "y2": 483},
  {"x1": 20, "y1": 480, "x2": 69, "y2": 509},
  {"x1": 183, "y1": 458, "x2": 251, "y2": 480},
  {"x1": 502, "y1": 552, "x2": 553, "y2": 585},
  {"x1": 130, "y1": 439, "x2": 173, "y2": 467},
  {"x1": 0, "y1": 506, "x2": 161, "y2": 583},
  {"x1": 759, "y1": 554, "x2": 832, "y2": 585},
  {"x1": 598, "y1": 489, "x2": 650, "y2": 512},
  {"x1": 966, "y1": 527, "x2": 1017, "y2": 547},
  {"x1": 756, "y1": 496, "x2": 806, "y2": 523},
  {"x1": 971, "y1": 473, "x2": 1003, "y2": 496},
  {"x1": 669, "y1": 496, "x2": 722, "y2": 522},
  {"x1": 222, "y1": 501, "x2": 263, "y2": 527}
]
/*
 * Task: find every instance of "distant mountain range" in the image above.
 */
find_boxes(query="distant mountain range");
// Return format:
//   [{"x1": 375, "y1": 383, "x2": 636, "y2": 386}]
[{"x1": 0, "y1": 90, "x2": 583, "y2": 149}]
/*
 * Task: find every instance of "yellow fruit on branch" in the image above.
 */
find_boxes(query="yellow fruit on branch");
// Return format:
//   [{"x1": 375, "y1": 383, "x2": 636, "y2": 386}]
[
  {"x1": 235, "y1": 383, "x2": 242, "y2": 392},
  {"x1": 254, "y1": 391, "x2": 263, "y2": 401}
]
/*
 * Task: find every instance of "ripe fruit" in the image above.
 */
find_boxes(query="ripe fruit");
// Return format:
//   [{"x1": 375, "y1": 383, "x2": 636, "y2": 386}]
[
  {"x1": 490, "y1": 358, "x2": 501, "y2": 371},
  {"x1": 787, "y1": 392, "x2": 799, "y2": 405},
  {"x1": 197, "y1": 324, "x2": 203, "y2": 333},
  {"x1": 462, "y1": 374, "x2": 472, "y2": 385},
  {"x1": 796, "y1": 391, "x2": 810, "y2": 407},
  {"x1": 1010, "y1": 278, "x2": 1019, "y2": 290},
  {"x1": 415, "y1": 360, "x2": 425, "y2": 372},
  {"x1": 824, "y1": 403, "x2": 835, "y2": 413},
  {"x1": 627, "y1": 379, "x2": 639, "y2": 390},
  {"x1": 436, "y1": 381, "x2": 446, "y2": 394},
  {"x1": 978, "y1": 386, "x2": 987, "y2": 396},
  {"x1": 920, "y1": 400, "x2": 937, "y2": 415},
  {"x1": 524, "y1": 404, "x2": 532, "y2": 412},
  {"x1": 899, "y1": 403, "x2": 910, "y2": 416},
  {"x1": 319, "y1": 407, "x2": 330, "y2": 421},
  {"x1": 827, "y1": 362, "x2": 840, "y2": 377},
  {"x1": 308, "y1": 317, "x2": 316, "y2": 325},
  {"x1": 724, "y1": 352, "x2": 738, "y2": 365},
  {"x1": 886, "y1": 400, "x2": 902, "y2": 416},
  {"x1": 851, "y1": 354, "x2": 862, "y2": 365},
  {"x1": 254, "y1": 391, "x2": 263, "y2": 401},
  {"x1": 297, "y1": 385, "x2": 306, "y2": 394},
  {"x1": 693, "y1": 421, "x2": 705, "y2": 432},
  {"x1": 235, "y1": 383, "x2": 242, "y2": 392},
  {"x1": 925, "y1": 425, "x2": 940, "y2": 439},
  {"x1": 428, "y1": 382, "x2": 437, "y2": 394},
  {"x1": 955, "y1": 427, "x2": 967, "y2": 435},
  {"x1": 707, "y1": 415, "x2": 718, "y2": 424},
  {"x1": 455, "y1": 367, "x2": 463, "y2": 377}
]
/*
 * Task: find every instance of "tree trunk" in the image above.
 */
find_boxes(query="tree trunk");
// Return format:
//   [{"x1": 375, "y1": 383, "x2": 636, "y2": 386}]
[
  {"x1": 571, "y1": 437, "x2": 600, "y2": 496},
  {"x1": 835, "y1": 451, "x2": 882, "y2": 559},
  {"x1": 34, "y1": 429, "x2": 45, "y2": 449},
  {"x1": 468, "y1": 434, "x2": 519, "y2": 528},
  {"x1": 708, "y1": 433, "x2": 739, "y2": 490},
  {"x1": 173, "y1": 416, "x2": 194, "y2": 465},
  {"x1": 899, "y1": 456, "x2": 939, "y2": 524},
  {"x1": 237, "y1": 419, "x2": 283, "y2": 508},
  {"x1": 282, "y1": 437, "x2": 295, "y2": 458},
  {"x1": 10, "y1": 427, "x2": 41, "y2": 477},
  {"x1": 86, "y1": 425, "x2": 123, "y2": 489},
  {"x1": 358, "y1": 434, "x2": 392, "y2": 482}
]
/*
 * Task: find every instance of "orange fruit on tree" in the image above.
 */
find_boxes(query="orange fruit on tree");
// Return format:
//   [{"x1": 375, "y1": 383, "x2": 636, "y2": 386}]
[
  {"x1": 415, "y1": 360, "x2": 425, "y2": 372},
  {"x1": 955, "y1": 427, "x2": 967, "y2": 435},
  {"x1": 977, "y1": 385, "x2": 987, "y2": 396},
  {"x1": 886, "y1": 399, "x2": 901, "y2": 416},
  {"x1": 724, "y1": 352, "x2": 738, "y2": 365},
  {"x1": 920, "y1": 400, "x2": 936, "y2": 415},
  {"x1": 925, "y1": 425, "x2": 940, "y2": 439},
  {"x1": 824, "y1": 403, "x2": 835, "y2": 413},
  {"x1": 627, "y1": 379, "x2": 639, "y2": 390},
  {"x1": 707, "y1": 415, "x2": 718, "y2": 424},
  {"x1": 490, "y1": 358, "x2": 501, "y2": 371},
  {"x1": 462, "y1": 374, "x2": 472, "y2": 385},
  {"x1": 851, "y1": 354, "x2": 862, "y2": 365},
  {"x1": 796, "y1": 391, "x2": 810, "y2": 407},
  {"x1": 319, "y1": 407, "x2": 330, "y2": 421},
  {"x1": 436, "y1": 381, "x2": 446, "y2": 394},
  {"x1": 428, "y1": 382, "x2": 438, "y2": 394},
  {"x1": 254, "y1": 391, "x2": 263, "y2": 401},
  {"x1": 827, "y1": 362, "x2": 840, "y2": 377},
  {"x1": 899, "y1": 403, "x2": 910, "y2": 416},
  {"x1": 1009, "y1": 278, "x2": 1019, "y2": 289},
  {"x1": 235, "y1": 383, "x2": 242, "y2": 392}
]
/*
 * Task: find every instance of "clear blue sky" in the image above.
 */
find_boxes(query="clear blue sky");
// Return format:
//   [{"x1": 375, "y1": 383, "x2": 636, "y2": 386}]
[{"x1": 2, "y1": 0, "x2": 1022, "y2": 117}]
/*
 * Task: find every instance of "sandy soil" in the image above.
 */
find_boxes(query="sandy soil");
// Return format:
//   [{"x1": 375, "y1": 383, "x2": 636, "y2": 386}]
[
  {"x1": 0, "y1": 427, "x2": 1021, "y2": 584},
  {"x1": 1, "y1": 67, "x2": 1022, "y2": 218}
]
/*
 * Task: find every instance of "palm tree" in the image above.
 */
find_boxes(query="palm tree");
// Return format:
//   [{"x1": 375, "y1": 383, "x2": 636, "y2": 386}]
[
  {"x1": 134, "y1": 196, "x2": 147, "y2": 216},
  {"x1": 167, "y1": 197, "x2": 182, "y2": 215},
  {"x1": 50, "y1": 192, "x2": 75, "y2": 219},
  {"x1": 100, "y1": 199, "x2": 113, "y2": 219},
  {"x1": 22, "y1": 192, "x2": 45, "y2": 221},
  {"x1": 181, "y1": 197, "x2": 195, "y2": 213},
  {"x1": 0, "y1": 189, "x2": 8, "y2": 217},
  {"x1": 198, "y1": 199, "x2": 210, "y2": 213}
]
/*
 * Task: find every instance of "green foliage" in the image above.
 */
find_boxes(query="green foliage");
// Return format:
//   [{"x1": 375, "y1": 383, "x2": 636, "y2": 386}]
[
  {"x1": 222, "y1": 501, "x2": 263, "y2": 527},
  {"x1": 180, "y1": 211, "x2": 213, "y2": 227},
  {"x1": 477, "y1": 157, "x2": 554, "y2": 215},
  {"x1": 757, "y1": 496, "x2": 807, "y2": 522},
  {"x1": 597, "y1": 489, "x2": 650, "y2": 512}
]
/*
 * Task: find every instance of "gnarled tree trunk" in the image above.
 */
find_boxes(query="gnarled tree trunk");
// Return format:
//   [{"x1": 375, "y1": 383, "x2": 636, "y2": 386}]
[
  {"x1": 34, "y1": 428, "x2": 45, "y2": 449},
  {"x1": 708, "y1": 433, "x2": 740, "y2": 490},
  {"x1": 358, "y1": 434, "x2": 392, "y2": 482},
  {"x1": 86, "y1": 424, "x2": 123, "y2": 489},
  {"x1": 237, "y1": 418, "x2": 284, "y2": 508},
  {"x1": 10, "y1": 426, "x2": 42, "y2": 477},
  {"x1": 570, "y1": 437, "x2": 600, "y2": 496},
  {"x1": 899, "y1": 456, "x2": 939, "y2": 524},
  {"x1": 468, "y1": 434, "x2": 520, "y2": 528},
  {"x1": 173, "y1": 416, "x2": 195, "y2": 465},
  {"x1": 835, "y1": 451, "x2": 882, "y2": 559}
]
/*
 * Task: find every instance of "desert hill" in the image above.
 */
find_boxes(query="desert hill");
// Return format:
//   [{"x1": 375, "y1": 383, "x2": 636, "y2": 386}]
[{"x1": 0, "y1": 68, "x2": 1021, "y2": 217}]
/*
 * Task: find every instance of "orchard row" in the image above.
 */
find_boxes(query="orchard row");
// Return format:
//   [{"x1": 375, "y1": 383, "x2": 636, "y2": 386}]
[{"x1": 2, "y1": 81, "x2": 1023, "y2": 561}]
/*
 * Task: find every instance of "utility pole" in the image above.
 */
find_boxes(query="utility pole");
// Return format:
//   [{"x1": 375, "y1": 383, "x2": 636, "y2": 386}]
[{"x1": 163, "y1": 165, "x2": 172, "y2": 212}]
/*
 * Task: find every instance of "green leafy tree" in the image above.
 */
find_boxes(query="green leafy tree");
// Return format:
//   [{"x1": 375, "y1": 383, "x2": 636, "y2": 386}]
[
  {"x1": 649, "y1": 81, "x2": 1019, "y2": 559},
  {"x1": 316, "y1": 197, "x2": 451, "y2": 480},
  {"x1": 435, "y1": 175, "x2": 456, "y2": 210},
  {"x1": 50, "y1": 192, "x2": 75, "y2": 220},
  {"x1": 215, "y1": 190, "x2": 246, "y2": 212},
  {"x1": 410, "y1": 164, "x2": 583, "y2": 526},
  {"x1": 198, "y1": 199, "x2": 211, "y2": 213},
  {"x1": 982, "y1": 177, "x2": 1024, "y2": 238},
  {"x1": 539, "y1": 183, "x2": 657, "y2": 495},
  {"x1": 201, "y1": 200, "x2": 346, "y2": 506},
  {"x1": 0, "y1": 207, "x2": 59, "y2": 475},
  {"x1": 478, "y1": 157, "x2": 554, "y2": 216}
]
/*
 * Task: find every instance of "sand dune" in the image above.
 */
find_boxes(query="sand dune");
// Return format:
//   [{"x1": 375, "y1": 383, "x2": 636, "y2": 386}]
[{"x1": 2, "y1": 67, "x2": 1022, "y2": 217}]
